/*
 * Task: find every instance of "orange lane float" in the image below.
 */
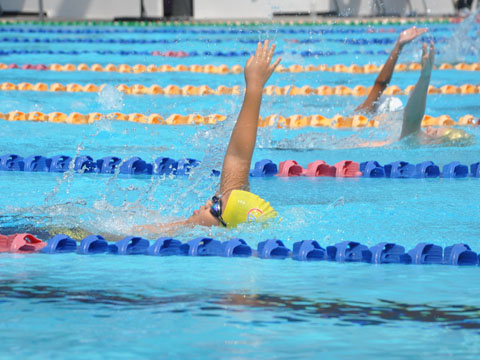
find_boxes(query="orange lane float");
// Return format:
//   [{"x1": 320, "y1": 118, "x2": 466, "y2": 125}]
[
  {"x1": 66, "y1": 112, "x2": 86, "y2": 125},
  {"x1": 33, "y1": 83, "x2": 48, "y2": 91},
  {"x1": 439, "y1": 85, "x2": 458, "y2": 94},
  {"x1": 50, "y1": 83, "x2": 66, "y2": 92},
  {"x1": 460, "y1": 84, "x2": 476, "y2": 94},
  {"x1": 148, "y1": 84, "x2": 163, "y2": 95},
  {"x1": 27, "y1": 111, "x2": 47, "y2": 121},
  {"x1": 1, "y1": 111, "x2": 476, "y2": 128},
  {"x1": 5, "y1": 111, "x2": 26, "y2": 121},
  {"x1": 404, "y1": 85, "x2": 416, "y2": 94},
  {"x1": 351, "y1": 85, "x2": 368, "y2": 96},
  {"x1": 107, "y1": 112, "x2": 128, "y2": 121},
  {"x1": 1, "y1": 82, "x2": 16, "y2": 91},
  {"x1": 18, "y1": 82, "x2": 33, "y2": 91},
  {"x1": 63, "y1": 64, "x2": 76, "y2": 71},
  {"x1": 48, "y1": 112, "x2": 67, "y2": 123},
  {"x1": 118, "y1": 64, "x2": 132, "y2": 73},
  {"x1": 384, "y1": 85, "x2": 402, "y2": 95},
  {"x1": 77, "y1": 63, "x2": 89, "y2": 71},
  {"x1": 131, "y1": 84, "x2": 148, "y2": 95},
  {"x1": 66, "y1": 83, "x2": 83, "y2": 92},
  {"x1": 427, "y1": 85, "x2": 441, "y2": 94},
  {"x1": 458, "y1": 114, "x2": 477, "y2": 125},
  {"x1": 363, "y1": 64, "x2": 379, "y2": 73}
]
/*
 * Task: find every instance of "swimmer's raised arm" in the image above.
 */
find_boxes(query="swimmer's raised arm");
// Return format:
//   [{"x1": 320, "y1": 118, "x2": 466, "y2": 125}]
[
  {"x1": 355, "y1": 26, "x2": 427, "y2": 113},
  {"x1": 400, "y1": 41, "x2": 434, "y2": 139},
  {"x1": 219, "y1": 40, "x2": 281, "y2": 195}
]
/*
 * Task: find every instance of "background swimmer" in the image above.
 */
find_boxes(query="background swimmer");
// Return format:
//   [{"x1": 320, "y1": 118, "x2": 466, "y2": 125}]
[
  {"x1": 360, "y1": 41, "x2": 472, "y2": 147},
  {"x1": 355, "y1": 26, "x2": 428, "y2": 114}
]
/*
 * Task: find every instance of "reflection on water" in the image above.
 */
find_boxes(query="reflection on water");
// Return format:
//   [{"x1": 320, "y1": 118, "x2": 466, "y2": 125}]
[{"x1": 1, "y1": 280, "x2": 479, "y2": 330}]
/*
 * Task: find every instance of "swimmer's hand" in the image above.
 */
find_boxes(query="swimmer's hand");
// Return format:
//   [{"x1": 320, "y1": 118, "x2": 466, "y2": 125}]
[
  {"x1": 420, "y1": 41, "x2": 435, "y2": 78},
  {"x1": 397, "y1": 26, "x2": 428, "y2": 47},
  {"x1": 244, "y1": 40, "x2": 281, "y2": 91}
]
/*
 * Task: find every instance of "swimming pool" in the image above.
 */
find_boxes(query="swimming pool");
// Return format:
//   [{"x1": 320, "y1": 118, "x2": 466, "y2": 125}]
[{"x1": 1, "y1": 18, "x2": 480, "y2": 359}]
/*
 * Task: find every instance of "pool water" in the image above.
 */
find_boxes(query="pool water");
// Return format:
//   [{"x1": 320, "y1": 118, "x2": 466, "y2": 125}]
[{"x1": 1, "y1": 19, "x2": 480, "y2": 359}]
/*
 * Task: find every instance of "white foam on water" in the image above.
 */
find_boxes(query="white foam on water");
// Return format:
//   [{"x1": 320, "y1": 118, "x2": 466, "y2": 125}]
[
  {"x1": 437, "y1": 8, "x2": 480, "y2": 63},
  {"x1": 97, "y1": 84, "x2": 124, "y2": 111}
]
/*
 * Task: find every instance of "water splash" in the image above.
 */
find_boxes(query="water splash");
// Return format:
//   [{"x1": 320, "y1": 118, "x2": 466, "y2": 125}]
[
  {"x1": 437, "y1": 7, "x2": 480, "y2": 63},
  {"x1": 97, "y1": 85, "x2": 124, "y2": 111}
]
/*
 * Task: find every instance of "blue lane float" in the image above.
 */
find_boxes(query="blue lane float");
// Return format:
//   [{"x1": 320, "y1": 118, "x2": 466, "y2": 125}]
[
  {"x1": 408, "y1": 243, "x2": 443, "y2": 265},
  {"x1": 257, "y1": 239, "x2": 291, "y2": 259},
  {"x1": 360, "y1": 161, "x2": 385, "y2": 178},
  {"x1": 0, "y1": 154, "x2": 24, "y2": 171},
  {"x1": 1, "y1": 154, "x2": 480, "y2": 180},
  {"x1": 368, "y1": 243, "x2": 411, "y2": 264},
  {"x1": 326, "y1": 241, "x2": 371, "y2": 262},
  {"x1": 415, "y1": 161, "x2": 440, "y2": 178},
  {"x1": 292, "y1": 240, "x2": 326, "y2": 261},
  {"x1": 222, "y1": 238, "x2": 252, "y2": 257},
  {"x1": 384, "y1": 161, "x2": 416, "y2": 178},
  {"x1": 442, "y1": 162, "x2": 469, "y2": 178},
  {"x1": 74, "y1": 156, "x2": 96, "y2": 173},
  {"x1": 24, "y1": 155, "x2": 51, "y2": 172},
  {"x1": 20, "y1": 233, "x2": 480, "y2": 266},
  {"x1": 444, "y1": 244, "x2": 478, "y2": 265},
  {"x1": 471, "y1": 162, "x2": 480, "y2": 177},
  {"x1": 49, "y1": 155, "x2": 73, "y2": 172},
  {"x1": 250, "y1": 159, "x2": 278, "y2": 177},
  {"x1": 41, "y1": 234, "x2": 77, "y2": 254},
  {"x1": 181, "y1": 237, "x2": 223, "y2": 256},
  {"x1": 146, "y1": 237, "x2": 184, "y2": 256},
  {"x1": 108, "y1": 236, "x2": 151, "y2": 255},
  {"x1": 78, "y1": 235, "x2": 109, "y2": 255}
]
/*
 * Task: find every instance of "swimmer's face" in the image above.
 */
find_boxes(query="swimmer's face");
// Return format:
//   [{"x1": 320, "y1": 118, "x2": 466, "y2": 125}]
[
  {"x1": 424, "y1": 126, "x2": 448, "y2": 138},
  {"x1": 186, "y1": 199, "x2": 221, "y2": 227}
]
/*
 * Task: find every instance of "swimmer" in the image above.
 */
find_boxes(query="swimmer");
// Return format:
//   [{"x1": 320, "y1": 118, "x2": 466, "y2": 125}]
[
  {"x1": 359, "y1": 41, "x2": 471, "y2": 147},
  {"x1": 355, "y1": 26, "x2": 428, "y2": 113},
  {"x1": 138, "y1": 40, "x2": 281, "y2": 232}
]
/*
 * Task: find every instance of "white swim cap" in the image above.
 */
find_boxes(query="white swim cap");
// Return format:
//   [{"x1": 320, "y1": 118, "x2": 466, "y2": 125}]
[{"x1": 377, "y1": 96, "x2": 404, "y2": 113}]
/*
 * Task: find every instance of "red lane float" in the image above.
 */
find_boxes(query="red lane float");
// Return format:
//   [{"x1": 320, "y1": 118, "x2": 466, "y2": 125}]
[{"x1": 0, "y1": 233, "x2": 47, "y2": 253}]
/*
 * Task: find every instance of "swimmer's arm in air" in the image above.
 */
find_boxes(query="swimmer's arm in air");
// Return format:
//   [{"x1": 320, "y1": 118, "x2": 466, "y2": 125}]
[
  {"x1": 219, "y1": 40, "x2": 281, "y2": 196},
  {"x1": 400, "y1": 41, "x2": 434, "y2": 139},
  {"x1": 355, "y1": 26, "x2": 427, "y2": 113}
]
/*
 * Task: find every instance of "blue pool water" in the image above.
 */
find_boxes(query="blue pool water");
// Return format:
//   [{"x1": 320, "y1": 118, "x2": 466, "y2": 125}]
[{"x1": 1, "y1": 20, "x2": 480, "y2": 359}]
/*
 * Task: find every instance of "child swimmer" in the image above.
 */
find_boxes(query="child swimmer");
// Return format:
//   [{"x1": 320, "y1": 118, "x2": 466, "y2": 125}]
[
  {"x1": 139, "y1": 41, "x2": 282, "y2": 231},
  {"x1": 358, "y1": 40, "x2": 472, "y2": 147}
]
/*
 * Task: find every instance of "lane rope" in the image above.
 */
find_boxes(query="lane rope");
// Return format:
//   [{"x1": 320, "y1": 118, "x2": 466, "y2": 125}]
[
  {"x1": 0, "y1": 26, "x2": 452, "y2": 35},
  {"x1": 0, "y1": 35, "x2": 453, "y2": 45},
  {"x1": 1, "y1": 233, "x2": 479, "y2": 266},
  {"x1": 0, "y1": 82, "x2": 478, "y2": 96},
  {"x1": 1, "y1": 155, "x2": 478, "y2": 180},
  {"x1": 0, "y1": 110, "x2": 477, "y2": 127},
  {"x1": 2, "y1": 62, "x2": 479, "y2": 74}
]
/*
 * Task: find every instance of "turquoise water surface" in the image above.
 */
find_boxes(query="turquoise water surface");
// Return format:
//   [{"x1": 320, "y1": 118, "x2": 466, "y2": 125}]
[{"x1": 0, "y1": 20, "x2": 480, "y2": 359}]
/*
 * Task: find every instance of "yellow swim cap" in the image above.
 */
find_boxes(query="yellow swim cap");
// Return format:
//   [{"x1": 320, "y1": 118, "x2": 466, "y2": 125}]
[
  {"x1": 222, "y1": 190, "x2": 277, "y2": 228},
  {"x1": 442, "y1": 128, "x2": 470, "y2": 141}
]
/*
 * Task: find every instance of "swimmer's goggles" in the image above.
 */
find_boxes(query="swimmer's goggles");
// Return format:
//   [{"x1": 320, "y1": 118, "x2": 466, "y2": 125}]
[{"x1": 210, "y1": 196, "x2": 227, "y2": 227}]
